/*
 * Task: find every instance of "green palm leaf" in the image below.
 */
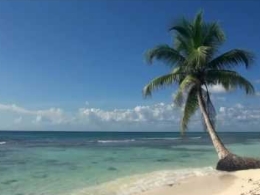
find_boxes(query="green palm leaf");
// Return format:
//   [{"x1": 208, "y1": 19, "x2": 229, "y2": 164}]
[
  {"x1": 202, "y1": 22, "x2": 225, "y2": 47},
  {"x1": 208, "y1": 49, "x2": 254, "y2": 69},
  {"x1": 174, "y1": 75, "x2": 200, "y2": 106},
  {"x1": 205, "y1": 70, "x2": 255, "y2": 94},
  {"x1": 193, "y1": 10, "x2": 203, "y2": 48},
  {"x1": 181, "y1": 86, "x2": 199, "y2": 134},
  {"x1": 169, "y1": 17, "x2": 192, "y2": 38},
  {"x1": 169, "y1": 17, "x2": 194, "y2": 54},
  {"x1": 169, "y1": 25, "x2": 191, "y2": 39},
  {"x1": 143, "y1": 72, "x2": 181, "y2": 97},
  {"x1": 186, "y1": 46, "x2": 211, "y2": 68},
  {"x1": 174, "y1": 34, "x2": 193, "y2": 54},
  {"x1": 145, "y1": 45, "x2": 185, "y2": 67}
]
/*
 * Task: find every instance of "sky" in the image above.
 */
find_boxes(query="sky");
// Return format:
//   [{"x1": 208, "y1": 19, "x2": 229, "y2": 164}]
[{"x1": 0, "y1": 0, "x2": 260, "y2": 131}]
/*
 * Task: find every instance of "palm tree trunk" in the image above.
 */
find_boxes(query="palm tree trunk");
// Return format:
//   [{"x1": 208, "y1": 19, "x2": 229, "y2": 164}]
[{"x1": 197, "y1": 89, "x2": 230, "y2": 159}]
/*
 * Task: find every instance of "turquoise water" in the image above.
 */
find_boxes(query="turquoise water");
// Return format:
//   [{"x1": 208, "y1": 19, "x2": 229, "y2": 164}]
[{"x1": 0, "y1": 131, "x2": 260, "y2": 195}]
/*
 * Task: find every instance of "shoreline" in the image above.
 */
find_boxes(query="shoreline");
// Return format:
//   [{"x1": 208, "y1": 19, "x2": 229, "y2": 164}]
[
  {"x1": 138, "y1": 169, "x2": 260, "y2": 195},
  {"x1": 70, "y1": 168, "x2": 260, "y2": 195},
  {"x1": 70, "y1": 167, "x2": 218, "y2": 195}
]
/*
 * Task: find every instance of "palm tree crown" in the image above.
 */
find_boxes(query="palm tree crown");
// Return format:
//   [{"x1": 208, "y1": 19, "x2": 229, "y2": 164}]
[{"x1": 143, "y1": 11, "x2": 255, "y2": 134}]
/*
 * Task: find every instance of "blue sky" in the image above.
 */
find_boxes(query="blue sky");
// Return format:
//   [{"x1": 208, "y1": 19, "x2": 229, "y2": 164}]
[{"x1": 0, "y1": 0, "x2": 260, "y2": 131}]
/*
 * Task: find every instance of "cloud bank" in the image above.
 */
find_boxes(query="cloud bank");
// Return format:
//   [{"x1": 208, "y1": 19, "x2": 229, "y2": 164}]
[{"x1": 0, "y1": 101, "x2": 260, "y2": 131}]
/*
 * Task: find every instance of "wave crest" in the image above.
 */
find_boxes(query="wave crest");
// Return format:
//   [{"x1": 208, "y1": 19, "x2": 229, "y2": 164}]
[
  {"x1": 141, "y1": 137, "x2": 181, "y2": 140},
  {"x1": 189, "y1": 136, "x2": 202, "y2": 139},
  {"x1": 97, "y1": 139, "x2": 135, "y2": 143}
]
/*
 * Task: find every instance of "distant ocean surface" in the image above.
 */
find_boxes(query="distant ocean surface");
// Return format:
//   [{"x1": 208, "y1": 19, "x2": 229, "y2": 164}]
[{"x1": 1, "y1": 131, "x2": 260, "y2": 195}]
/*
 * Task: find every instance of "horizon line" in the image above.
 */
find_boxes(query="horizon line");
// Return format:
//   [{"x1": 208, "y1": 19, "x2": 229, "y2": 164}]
[{"x1": 0, "y1": 130, "x2": 259, "y2": 133}]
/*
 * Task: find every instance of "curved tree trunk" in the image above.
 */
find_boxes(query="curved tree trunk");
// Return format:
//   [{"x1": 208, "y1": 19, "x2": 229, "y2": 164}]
[
  {"x1": 197, "y1": 89, "x2": 230, "y2": 160},
  {"x1": 197, "y1": 89, "x2": 260, "y2": 171}
]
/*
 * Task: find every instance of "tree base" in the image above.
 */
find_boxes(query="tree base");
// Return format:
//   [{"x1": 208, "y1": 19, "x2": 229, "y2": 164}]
[{"x1": 216, "y1": 153, "x2": 260, "y2": 172}]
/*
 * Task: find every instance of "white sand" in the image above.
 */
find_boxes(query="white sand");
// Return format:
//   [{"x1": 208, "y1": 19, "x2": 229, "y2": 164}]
[{"x1": 138, "y1": 169, "x2": 260, "y2": 195}]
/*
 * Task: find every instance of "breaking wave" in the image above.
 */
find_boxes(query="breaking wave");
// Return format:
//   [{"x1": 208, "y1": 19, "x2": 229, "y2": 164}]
[{"x1": 97, "y1": 139, "x2": 136, "y2": 143}]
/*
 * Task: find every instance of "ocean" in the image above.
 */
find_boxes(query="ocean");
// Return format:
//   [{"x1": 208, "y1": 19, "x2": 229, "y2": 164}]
[{"x1": 0, "y1": 131, "x2": 260, "y2": 195}]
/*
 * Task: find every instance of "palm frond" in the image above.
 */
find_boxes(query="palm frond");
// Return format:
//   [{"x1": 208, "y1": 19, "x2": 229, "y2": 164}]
[
  {"x1": 171, "y1": 67, "x2": 186, "y2": 82},
  {"x1": 181, "y1": 86, "x2": 199, "y2": 134},
  {"x1": 202, "y1": 22, "x2": 225, "y2": 48},
  {"x1": 174, "y1": 34, "x2": 193, "y2": 54},
  {"x1": 145, "y1": 45, "x2": 185, "y2": 67},
  {"x1": 170, "y1": 25, "x2": 191, "y2": 39},
  {"x1": 169, "y1": 17, "x2": 192, "y2": 38},
  {"x1": 193, "y1": 10, "x2": 203, "y2": 28},
  {"x1": 205, "y1": 70, "x2": 255, "y2": 94},
  {"x1": 143, "y1": 72, "x2": 182, "y2": 97},
  {"x1": 193, "y1": 10, "x2": 203, "y2": 48},
  {"x1": 171, "y1": 66, "x2": 181, "y2": 74},
  {"x1": 173, "y1": 75, "x2": 200, "y2": 106},
  {"x1": 208, "y1": 49, "x2": 254, "y2": 70},
  {"x1": 180, "y1": 75, "x2": 200, "y2": 90},
  {"x1": 169, "y1": 17, "x2": 194, "y2": 54},
  {"x1": 174, "y1": 89, "x2": 184, "y2": 107},
  {"x1": 186, "y1": 46, "x2": 211, "y2": 68}
]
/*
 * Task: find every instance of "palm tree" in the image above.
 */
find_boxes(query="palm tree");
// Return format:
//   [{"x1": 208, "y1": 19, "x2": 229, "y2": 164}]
[{"x1": 143, "y1": 11, "x2": 260, "y2": 171}]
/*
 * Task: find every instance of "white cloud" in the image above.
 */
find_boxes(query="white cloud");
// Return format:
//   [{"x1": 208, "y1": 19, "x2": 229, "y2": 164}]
[
  {"x1": 207, "y1": 84, "x2": 227, "y2": 93},
  {"x1": 219, "y1": 107, "x2": 226, "y2": 113},
  {"x1": 33, "y1": 115, "x2": 42, "y2": 124},
  {"x1": 0, "y1": 104, "x2": 34, "y2": 114},
  {"x1": 78, "y1": 103, "x2": 178, "y2": 123},
  {"x1": 36, "y1": 108, "x2": 67, "y2": 124},
  {"x1": 14, "y1": 116, "x2": 22, "y2": 124},
  {"x1": 0, "y1": 103, "x2": 68, "y2": 125},
  {"x1": 217, "y1": 104, "x2": 260, "y2": 127}
]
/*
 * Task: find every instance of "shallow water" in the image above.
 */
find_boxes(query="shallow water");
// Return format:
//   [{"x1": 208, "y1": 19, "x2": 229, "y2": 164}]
[{"x1": 0, "y1": 131, "x2": 260, "y2": 195}]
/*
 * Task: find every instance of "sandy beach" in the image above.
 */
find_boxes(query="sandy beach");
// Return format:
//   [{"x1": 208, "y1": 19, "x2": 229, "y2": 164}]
[{"x1": 139, "y1": 169, "x2": 260, "y2": 195}]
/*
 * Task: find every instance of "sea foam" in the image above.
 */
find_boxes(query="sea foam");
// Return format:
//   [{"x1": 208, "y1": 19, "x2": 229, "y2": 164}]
[
  {"x1": 71, "y1": 167, "x2": 218, "y2": 195},
  {"x1": 97, "y1": 139, "x2": 136, "y2": 143},
  {"x1": 141, "y1": 137, "x2": 181, "y2": 140}
]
